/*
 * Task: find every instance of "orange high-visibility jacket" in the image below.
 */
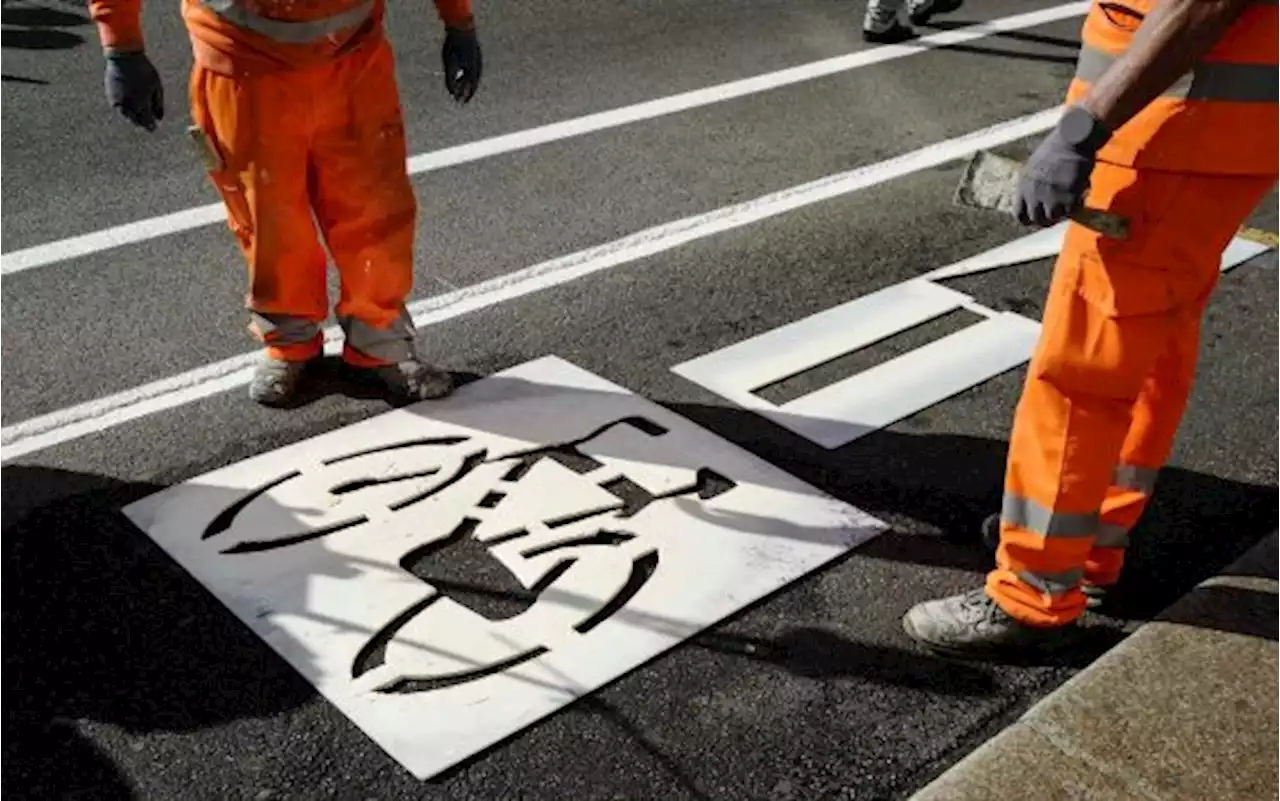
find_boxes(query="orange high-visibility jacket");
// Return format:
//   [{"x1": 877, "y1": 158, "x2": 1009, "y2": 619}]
[
  {"x1": 1065, "y1": 0, "x2": 1278, "y2": 176},
  {"x1": 89, "y1": 0, "x2": 472, "y2": 75}
]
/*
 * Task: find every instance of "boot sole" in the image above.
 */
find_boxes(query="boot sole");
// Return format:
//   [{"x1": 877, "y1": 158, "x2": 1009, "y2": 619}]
[{"x1": 902, "y1": 613, "x2": 1082, "y2": 662}]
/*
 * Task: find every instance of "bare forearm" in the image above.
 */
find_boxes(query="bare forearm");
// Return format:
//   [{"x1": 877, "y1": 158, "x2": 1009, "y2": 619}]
[{"x1": 1078, "y1": 0, "x2": 1252, "y2": 131}]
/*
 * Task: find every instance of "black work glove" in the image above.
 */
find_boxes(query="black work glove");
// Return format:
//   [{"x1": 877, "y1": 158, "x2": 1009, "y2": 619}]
[
  {"x1": 442, "y1": 26, "x2": 482, "y2": 104},
  {"x1": 105, "y1": 50, "x2": 165, "y2": 131},
  {"x1": 1014, "y1": 107, "x2": 1109, "y2": 228}
]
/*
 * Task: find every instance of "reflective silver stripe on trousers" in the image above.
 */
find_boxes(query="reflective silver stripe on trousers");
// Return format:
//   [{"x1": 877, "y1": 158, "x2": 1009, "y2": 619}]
[
  {"x1": 1094, "y1": 523, "x2": 1130, "y2": 549},
  {"x1": 252, "y1": 312, "x2": 320, "y2": 345},
  {"x1": 1112, "y1": 463, "x2": 1158, "y2": 494},
  {"x1": 341, "y1": 309, "x2": 417, "y2": 364},
  {"x1": 1002, "y1": 493, "x2": 1098, "y2": 538},
  {"x1": 1075, "y1": 45, "x2": 1279, "y2": 104},
  {"x1": 1018, "y1": 567, "x2": 1085, "y2": 597},
  {"x1": 198, "y1": 0, "x2": 374, "y2": 44}
]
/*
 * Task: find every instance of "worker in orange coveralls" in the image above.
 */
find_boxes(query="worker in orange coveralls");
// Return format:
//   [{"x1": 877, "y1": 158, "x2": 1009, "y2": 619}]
[
  {"x1": 89, "y1": 0, "x2": 482, "y2": 405},
  {"x1": 904, "y1": 0, "x2": 1276, "y2": 657}
]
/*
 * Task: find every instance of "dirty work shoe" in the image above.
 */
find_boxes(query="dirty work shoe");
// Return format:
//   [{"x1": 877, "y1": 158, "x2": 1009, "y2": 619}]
[
  {"x1": 903, "y1": 588, "x2": 1078, "y2": 658},
  {"x1": 366, "y1": 359, "x2": 454, "y2": 403},
  {"x1": 862, "y1": 20, "x2": 916, "y2": 43},
  {"x1": 906, "y1": 0, "x2": 964, "y2": 26},
  {"x1": 862, "y1": 1, "x2": 916, "y2": 43},
  {"x1": 249, "y1": 357, "x2": 311, "y2": 406}
]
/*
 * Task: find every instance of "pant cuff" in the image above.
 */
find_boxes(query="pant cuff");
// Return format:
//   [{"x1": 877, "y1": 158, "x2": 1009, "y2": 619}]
[{"x1": 264, "y1": 334, "x2": 324, "y2": 362}]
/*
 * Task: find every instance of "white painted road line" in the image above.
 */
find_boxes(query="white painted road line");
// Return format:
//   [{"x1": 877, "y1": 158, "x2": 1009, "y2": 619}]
[
  {"x1": 0, "y1": 107, "x2": 1064, "y2": 463},
  {"x1": 0, "y1": 2, "x2": 1089, "y2": 277},
  {"x1": 670, "y1": 278, "x2": 1043, "y2": 449}
]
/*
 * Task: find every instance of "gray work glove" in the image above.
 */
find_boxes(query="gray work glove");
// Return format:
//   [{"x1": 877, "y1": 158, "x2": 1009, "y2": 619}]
[
  {"x1": 442, "y1": 26, "x2": 482, "y2": 104},
  {"x1": 105, "y1": 50, "x2": 164, "y2": 131},
  {"x1": 1014, "y1": 107, "x2": 1109, "y2": 228}
]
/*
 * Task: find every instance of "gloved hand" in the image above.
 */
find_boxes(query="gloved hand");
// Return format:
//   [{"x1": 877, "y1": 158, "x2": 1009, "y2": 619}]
[
  {"x1": 442, "y1": 25, "x2": 482, "y2": 104},
  {"x1": 104, "y1": 50, "x2": 164, "y2": 131},
  {"x1": 1014, "y1": 108, "x2": 1108, "y2": 228}
]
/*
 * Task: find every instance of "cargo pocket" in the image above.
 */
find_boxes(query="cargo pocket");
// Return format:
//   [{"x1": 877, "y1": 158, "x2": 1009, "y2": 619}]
[
  {"x1": 1070, "y1": 251, "x2": 1204, "y2": 321},
  {"x1": 1031, "y1": 230, "x2": 1206, "y2": 400},
  {"x1": 208, "y1": 164, "x2": 255, "y2": 247},
  {"x1": 188, "y1": 68, "x2": 256, "y2": 247}
]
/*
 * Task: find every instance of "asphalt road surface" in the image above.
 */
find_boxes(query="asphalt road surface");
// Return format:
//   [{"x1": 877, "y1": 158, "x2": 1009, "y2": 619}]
[{"x1": 3, "y1": 1, "x2": 1277, "y2": 799}]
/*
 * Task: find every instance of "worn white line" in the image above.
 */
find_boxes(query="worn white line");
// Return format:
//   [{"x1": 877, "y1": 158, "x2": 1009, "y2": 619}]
[
  {"x1": 0, "y1": 2, "x2": 1088, "y2": 276},
  {"x1": 0, "y1": 107, "x2": 1063, "y2": 463}
]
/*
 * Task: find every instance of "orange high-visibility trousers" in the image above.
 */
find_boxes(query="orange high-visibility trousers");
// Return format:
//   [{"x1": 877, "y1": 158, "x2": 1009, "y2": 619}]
[
  {"x1": 987, "y1": 162, "x2": 1275, "y2": 627},
  {"x1": 189, "y1": 37, "x2": 418, "y2": 366}
]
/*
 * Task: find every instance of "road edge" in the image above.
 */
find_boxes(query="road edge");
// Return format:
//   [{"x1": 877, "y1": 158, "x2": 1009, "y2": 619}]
[{"x1": 908, "y1": 530, "x2": 1279, "y2": 801}]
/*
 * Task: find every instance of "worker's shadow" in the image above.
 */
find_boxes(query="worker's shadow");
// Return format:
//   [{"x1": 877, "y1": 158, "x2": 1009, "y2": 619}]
[
  {"x1": 0, "y1": 4, "x2": 89, "y2": 52},
  {"x1": 896, "y1": 18, "x2": 1081, "y2": 67},
  {"x1": 1, "y1": 466, "x2": 315, "y2": 800}
]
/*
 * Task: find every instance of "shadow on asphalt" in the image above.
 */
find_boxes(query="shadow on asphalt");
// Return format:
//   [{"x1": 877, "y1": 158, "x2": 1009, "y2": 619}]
[
  {"x1": 1, "y1": 1, "x2": 90, "y2": 51},
  {"x1": 3, "y1": 379, "x2": 1273, "y2": 794},
  {"x1": 666, "y1": 397, "x2": 1278, "y2": 628},
  {"x1": 931, "y1": 44, "x2": 1078, "y2": 66},
  {"x1": 1158, "y1": 583, "x2": 1279, "y2": 642},
  {"x1": 916, "y1": 18, "x2": 1081, "y2": 66},
  {"x1": 1, "y1": 467, "x2": 315, "y2": 800},
  {"x1": 1153, "y1": 533, "x2": 1278, "y2": 642}
]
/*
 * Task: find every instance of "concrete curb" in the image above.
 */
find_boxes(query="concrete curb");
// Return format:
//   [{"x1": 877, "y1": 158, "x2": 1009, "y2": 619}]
[{"x1": 909, "y1": 532, "x2": 1279, "y2": 801}]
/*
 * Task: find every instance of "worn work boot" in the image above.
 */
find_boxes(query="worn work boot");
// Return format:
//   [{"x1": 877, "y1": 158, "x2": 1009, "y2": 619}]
[
  {"x1": 249, "y1": 357, "x2": 311, "y2": 406},
  {"x1": 903, "y1": 588, "x2": 1078, "y2": 658},
  {"x1": 980, "y1": 513, "x2": 1112, "y2": 609},
  {"x1": 862, "y1": 1, "x2": 916, "y2": 43},
  {"x1": 365, "y1": 359, "x2": 455, "y2": 403},
  {"x1": 906, "y1": 0, "x2": 964, "y2": 26}
]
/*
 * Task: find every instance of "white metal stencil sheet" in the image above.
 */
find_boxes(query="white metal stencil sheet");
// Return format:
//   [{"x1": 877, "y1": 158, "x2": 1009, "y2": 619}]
[{"x1": 121, "y1": 356, "x2": 886, "y2": 781}]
